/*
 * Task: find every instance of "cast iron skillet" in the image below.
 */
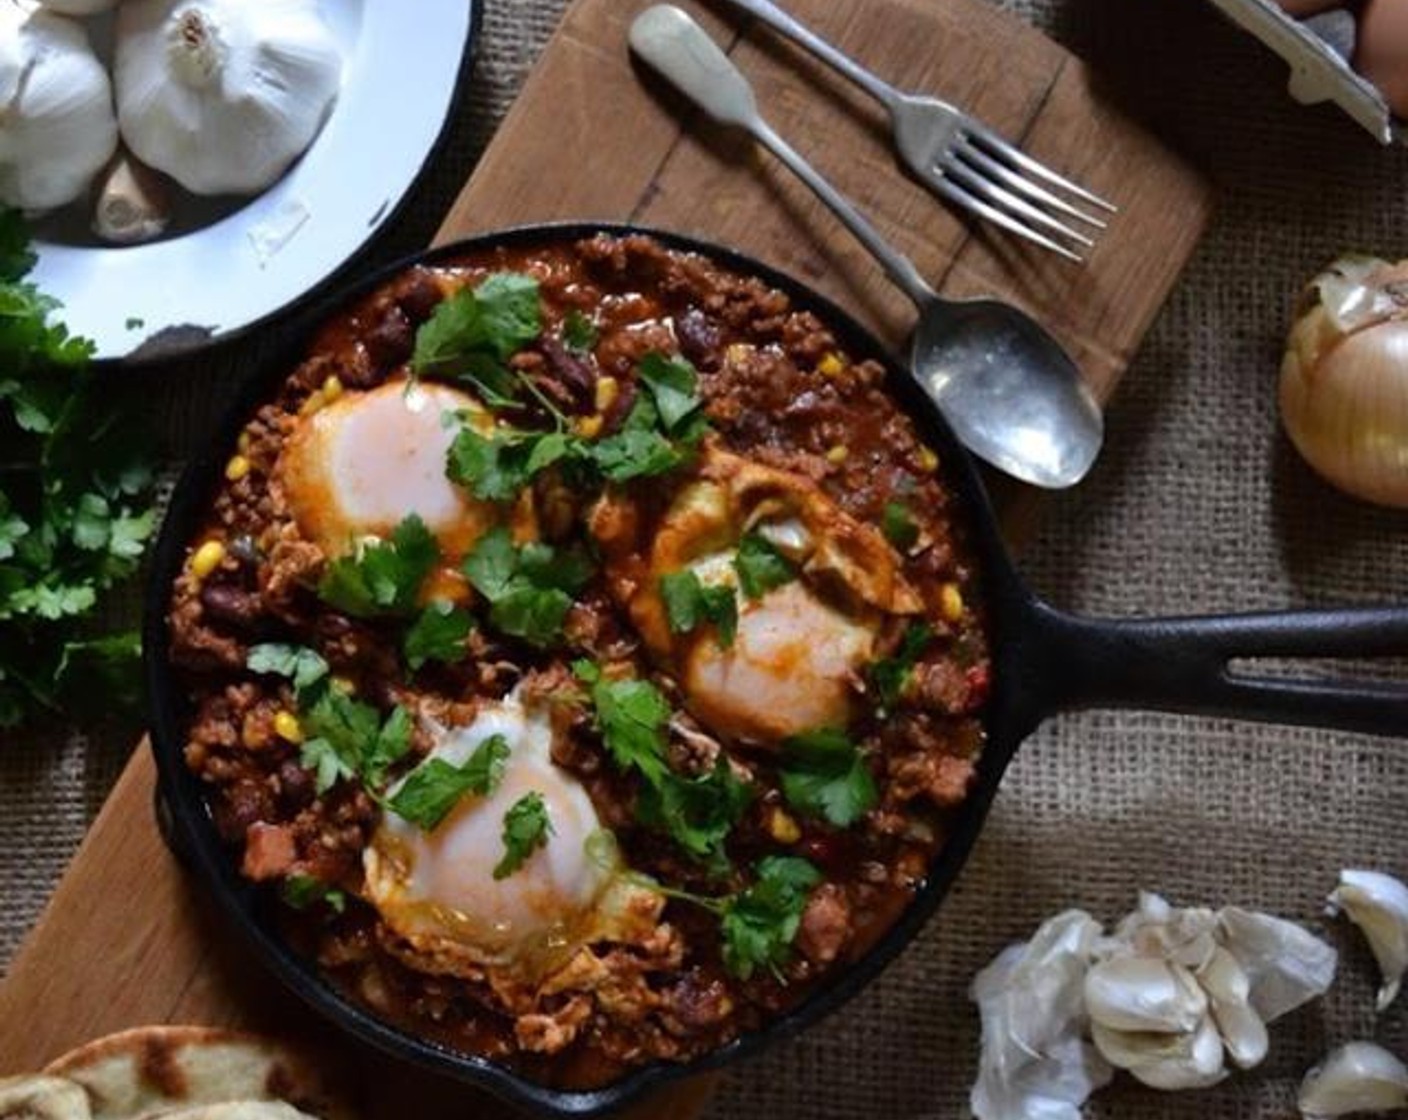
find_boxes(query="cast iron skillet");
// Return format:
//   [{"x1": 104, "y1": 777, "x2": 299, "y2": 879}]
[{"x1": 145, "y1": 223, "x2": 1408, "y2": 1119}]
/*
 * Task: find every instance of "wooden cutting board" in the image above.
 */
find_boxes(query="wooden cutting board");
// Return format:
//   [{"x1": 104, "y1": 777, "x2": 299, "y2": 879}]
[{"x1": 0, "y1": 0, "x2": 1212, "y2": 1113}]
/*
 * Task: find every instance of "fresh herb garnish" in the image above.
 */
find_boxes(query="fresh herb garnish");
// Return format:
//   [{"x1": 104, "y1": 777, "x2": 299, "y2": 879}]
[
  {"x1": 636, "y1": 352, "x2": 703, "y2": 434},
  {"x1": 388, "y1": 734, "x2": 510, "y2": 830},
  {"x1": 299, "y1": 685, "x2": 413, "y2": 794},
  {"x1": 881, "y1": 501, "x2": 919, "y2": 551},
  {"x1": 403, "y1": 600, "x2": 473, "y2": 670},
  {"x1": 778, "y1": 727, "x2": 878, "y2": 827},
  {"x1": 659, "y1": 570, "x2": 737, "y2": 647},
  {"x1": 494, "y1": 791, "x2": 553, "y2": 879},
  {"x1": 734, "y1": 532, "x2": 796, "y2": 599},
  {"x1": 461, "y1": 526, "x2": 594, "y2": 647},
  {"x1": 317, "y1": 514, "x2": 440, "y2": 618},
  {"x1": 562, "y1": 310, "x2": 598, "y2": 354},
  {"x1": 282, "y1": 873, "x2": 347, "y2": 914},
  {"x1": 637, "y1": 757, "x2": 751, "y2": 869},
  {"x1": 573, "y1": 660, "x2": 671, "y2": 785},
  {"x1": 0, "y1": 208, "x2": 157, "y2": 728},
  {"x1": 411, "y1": 273, "x2": 542, "y2": 402},
  {"x1": 247, "y1": 642, "x2": 330, "y2": 692},
  {"x1": 445, "y1": 425, "x2": 575, "y2": 503},
  {"x1": 869, "y1": 623, "x2": 933, "y2": 708},
  {"x1": 720, "y1": 856, "x2": 822, "y2": 980}
]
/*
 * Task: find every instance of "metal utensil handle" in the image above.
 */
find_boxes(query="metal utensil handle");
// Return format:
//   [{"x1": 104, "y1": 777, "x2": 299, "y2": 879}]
[
  {"x1": 1016, "y1": 598, "x2": 1408, "y2": 739},
  {"x1": 630, "y1": 5, "x2": 936, "y2": 307},
  {"x1": 715, "y1": 0, "x2": 900, "y2": 108}
]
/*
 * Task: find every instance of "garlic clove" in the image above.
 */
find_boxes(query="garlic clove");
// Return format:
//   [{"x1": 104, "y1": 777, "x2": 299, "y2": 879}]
[
  {"x1": 1298, "y1": 1041, "x2": 1408, "y2": 1118},
  {"x1": 0, "y1": 1, "x2": 119, "y2": 212},
  {"x1": 115, "y1": 0, "x2": 343, "y2": 196},
  {"x1": 1090, "y1": 1015, "x2": 1227, "y2": 1091},
  {"x1": 92, "y1": 150, "x2": 169, "y2": 244},
  {"x1": 1217, "y1": 906, "x2": 1338, "y2": 1023},
  {"x1": 1084, "y1": 956, "x2": 1207, "y2": 1034},
  {"x1": 1112, "y1": 893, "x2": 1219, "y2": 969},
  {"x1": 1327, "y1": 869, "x2": 1408, "y2": 1012},
  {"x1": 1197, "y1": 946, "x2": 1270, "y2": 1069}
]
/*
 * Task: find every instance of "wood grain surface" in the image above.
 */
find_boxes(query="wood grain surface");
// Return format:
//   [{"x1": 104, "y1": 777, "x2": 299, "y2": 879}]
[{"x1": 0, "y1": 0, "x2": 1212, "y2": 1113}]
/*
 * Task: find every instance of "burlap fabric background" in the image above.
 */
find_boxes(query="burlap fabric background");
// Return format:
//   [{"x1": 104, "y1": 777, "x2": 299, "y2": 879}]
[{"x1": 3, "y1": 0, "x2": 1407, "y2": 1116}]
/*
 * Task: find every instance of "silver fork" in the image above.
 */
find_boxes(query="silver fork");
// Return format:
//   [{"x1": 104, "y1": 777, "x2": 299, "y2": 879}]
[{"x1": 714, "y1": 0, "x2": 1117, "y2": 262}]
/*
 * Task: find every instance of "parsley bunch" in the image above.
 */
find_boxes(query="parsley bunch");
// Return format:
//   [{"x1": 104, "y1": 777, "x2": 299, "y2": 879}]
[{"x1": 0, "y1": 210, "x2": 157, "y2": 729}]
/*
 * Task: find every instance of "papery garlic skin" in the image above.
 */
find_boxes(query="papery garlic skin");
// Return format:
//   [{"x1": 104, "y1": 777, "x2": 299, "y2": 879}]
[
  {"x1": 1327, "y1": 869, "x2": 1408, "y2": 1012},
  {"x1": 115, "y1": 0, "x2": 342, "y2": 196},
  {"x1": 0, "y1": 1, "x2": 119, "y2": 211},
  {"x1": 1298, "y1": 1041, "x2": 1408, "y2": 1118},
  {"x1": 969, "y1": 911, "x2": 1114, "y2": 1120},
  {"x1": 1280, "y1": 255, "x2": 1408, "y2": 509},
  {"x1": 1217, "y1": 906, "x2": 1339, "y2": 1023}
]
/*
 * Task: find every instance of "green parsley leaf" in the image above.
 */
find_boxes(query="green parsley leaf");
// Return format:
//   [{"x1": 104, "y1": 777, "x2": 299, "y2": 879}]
[
  {"x1": 282, "y1": 874, "x2": 347, "y2": 914},
  {"x1": 389, "y1": 734, "x2": 511, "y2": 830},
  {"x1": 494, "y1": 791, "x2": 553, "y2": 879},
  {"x1": 446, "y1": 425, "x2": 577, "y2": 503},
  {"x1": 576, "y1": 664, "x2": 671, "y2": 785},
  {"x1": 869, "y1": 623, "x2": 933, "y2": 708},
  {"x1": 298, "y1": 684, "x2": 411, "y2": 795},
  {"x1": 636, "y1": 352, "x2": 702, "y2": 434},
  {"x1": 659, "y1": 570, "x2": 737, "y2": 647},
  {"x1": 637, "y1": 757, "x2": 751, "y2": 868},
  {"x1": 562, "y1": 310, "x2": 598, "y2": 354},
  {"x1": 403, "y1": 601, "x2": 473, "y2": 671},
  {"x1": 734, "y1": 533, "x2": 796, "y2": 599},
  {"x1": 247, "y1": 643, "x2": 330, "y2": 693},
  {"x1": 720, "y1": 856, "x2": 823, "y2": 980},
  {"x1": 461, "y1": 527, "x2": 593, "y2": 647},
  {"x1": 0, "y1": 209, "x2": 35, "y2": 282},
  {"x1": 474, "y1": 274, "x2": 543, "y2": 361},
  {"x1": 362, "y1": 703, "x2": 414, "y2": 789},
  {"x1": 881, "y1": 501, "x2": 919, "y2": 551},
  {"x1": 317, "y1": 514, "x2": 440, "y2": 618},
  {"x1": 300, "y1": 736, "x2": 357, "y2": 794},
  {"x1": 778, "y1": 727, "x2": 878, "y2": 827},
  {"x1": 412, "y1": 272, "x2": 542, "y2": 378}
]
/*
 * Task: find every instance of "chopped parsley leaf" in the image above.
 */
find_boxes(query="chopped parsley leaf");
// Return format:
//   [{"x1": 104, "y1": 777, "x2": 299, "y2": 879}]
[
  {"x1": 734, "y1": 532, "x2": 796, "y2": 599},
  {"x1": 637, "y1": 757, "x2": 751, "y2": 870},
  {"x1": 562, "y1": 309, "x2": 598, "y2": 353},
  {"x1": 317, "y1": 514, "x2": 440, "y2": 618},
  {"x1": 881, "y1": 501, "x2": 919, "y2": 551},
  {"x1": 411, "y1": 273, "x2": 542, "y2": 397},
  {"x1": 247, "y1": 642, "x2": 329, "y2": 693},
  {"x1": 298, "y1": 685, "x2": 412, "y2": 795},
  {"x1": 778, "y1": 727, "x2": 878, "y2": 827},
  {"x1": 869, "y1": 623, "x2": 933, "y2": 708},
  {"x1": 720, "y1": 856, "x2": 822, "y2": 981},
  {"x1": 574, "y1": 660, "x2": 672, "y2": 785},
  {"x1": 659, "y1": 570, "x2": 737, "y2": 647},
  {"x1": 590, "y1": 395, "x2": 691, "y2": 481},
  {"x1": 636, "y1": 352, "x2": 702, "y2": 434},
  {"x1": 403, "y1": 600, "x2": 473, "y2": 670},
  {"x1": 281, "y1": 874, "x2": 347, "y2": 914},
  {"x1": 389, "y1": 734, "x2": 511, "y2": 830},
  {"x1": 461, "y1": 527, "x2": 594, "y2": 647},
  {"x1": 445, "y1": 425, "x2": 575, "y2": 503},
  {"x1": 494, "y1": 791, "x2": 553, "y2": 879}
]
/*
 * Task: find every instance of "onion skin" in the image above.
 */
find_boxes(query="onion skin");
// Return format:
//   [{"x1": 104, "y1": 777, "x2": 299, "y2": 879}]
[{"x1": 1280, "y1": 258, "x2": 1408, "y2": 509}]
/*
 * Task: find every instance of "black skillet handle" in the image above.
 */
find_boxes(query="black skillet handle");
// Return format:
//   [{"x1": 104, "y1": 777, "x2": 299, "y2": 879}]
[{"x1": 1012, "y1": 598, "x2": 1408, "y2": 739}]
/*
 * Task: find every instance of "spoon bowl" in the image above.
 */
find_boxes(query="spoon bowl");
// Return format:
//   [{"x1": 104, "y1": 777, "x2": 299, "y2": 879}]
[{"x1": 628, "y1": 3, "x2": 1105, "y2": 489}]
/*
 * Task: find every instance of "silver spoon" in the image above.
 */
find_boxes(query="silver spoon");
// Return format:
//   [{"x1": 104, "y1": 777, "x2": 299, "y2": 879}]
[{"x1": 629, "y1": 4, "x2": 1103, "y2": 489}]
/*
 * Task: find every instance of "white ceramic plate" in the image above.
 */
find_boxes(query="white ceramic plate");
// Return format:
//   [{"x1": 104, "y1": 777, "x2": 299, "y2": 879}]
[{"x1": 29, "y1": 0, "x2": 479, "y2": 363}]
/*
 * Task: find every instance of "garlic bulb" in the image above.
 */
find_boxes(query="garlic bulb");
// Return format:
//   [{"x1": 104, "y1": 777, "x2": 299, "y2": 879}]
[
  {"x1": 1299, "y1": 1041, "x2": 1408, "y2": 1118},
  {"x1": 0, "y1": 0, "x2": 119, "y2": 211},
  {"x1": 92, "y1": 150, "x2": 169, "y2": 244},
  {"x1": 1280, "y1": 255, "x2": 1408, "y2": 509},
  {"x1": 114, "y1": 0, "x2": 342, "y2": 196},
  {"x1": 37, "y1": 0, "x2": 122, "y2": 13},
  {"x1": 1327, "y1": 869, "x2": 1408, "y2": 1012}
]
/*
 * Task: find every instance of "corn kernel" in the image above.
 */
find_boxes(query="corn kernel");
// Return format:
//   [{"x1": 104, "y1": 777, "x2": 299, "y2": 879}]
[
  {"x1": 189, "y1": 540, "x2": 225, "y2": 580},
  {"x1": 825, "y1": 444, "x2": 849, "y2": 464},
  {"x1": 594, "y1": 376, "x2": 619, "y2": 413},
  {"x1": 224, "y1": 455, "x2": 251, "y2": 481},
  {"x1": 298, "y1": 390, "x2": 325, "y2": 417},
  {"x1": 237, "y1": 430, "x2": 252, "y2": 454},
  {"x1": 273, "y1": 710, "x2": 303, "y2": 744},
  {"x1": 331, "y1": 676, "x2": 356, "y2": 696},
  {"x1": 940, "y1": 582, "x2": 965, "y2": 623},
  {"x1": 322, "y1": 375, "x2": 343, "y2": 401},
  {"x1": 817, "y1": 352, "x2": 844, "y2": 378},
  {"x1": 917, "y1": 446, "x2": 939, "y2": 473},
  {"x1": 768, "y1": 808, "x2": 802, "y2": 845},
  {"x1": 575, "y1": 414, "x2": 604, "y2": 440}
]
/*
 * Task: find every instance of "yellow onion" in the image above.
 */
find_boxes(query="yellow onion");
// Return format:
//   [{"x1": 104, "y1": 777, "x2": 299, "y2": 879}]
[{"x1": 1280, "y1": 255, "x2": 1408, "y2": 508}]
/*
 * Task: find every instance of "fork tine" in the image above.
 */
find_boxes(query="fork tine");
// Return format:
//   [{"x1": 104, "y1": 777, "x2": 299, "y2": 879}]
[
  {"x1": 931, "y1": 174, "x2": 1085, "y2": 263},
  {"x1": 943, "y1": 160, "x2": 1094, "y2": 249},
  {"x1": 964, "y1": 121, "x2": 1118, "y2": 214},
  {"x1": 954, "y1": 140, "x2": 1107, "y2": 230}
]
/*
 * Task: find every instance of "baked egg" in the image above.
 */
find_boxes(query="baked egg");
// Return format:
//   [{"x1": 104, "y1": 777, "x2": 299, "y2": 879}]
[
  {"x1": 592, "y1": 446, "x2": 922, "y2": 744},
  {"x1": 364, "y1": 688, "x2": 662, "y2": 981},
  {"x1": 277, "y1": 379, "x2": 497, "y2": 561}
]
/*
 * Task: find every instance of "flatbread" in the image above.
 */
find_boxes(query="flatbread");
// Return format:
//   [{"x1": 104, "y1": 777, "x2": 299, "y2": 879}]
[
  {"x1": 41, "y1": 1028, "x2": 354, "y2": 1120},
  {"x1": 0, "y1": 1074, "x2": 92, "y2": 1119}
]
